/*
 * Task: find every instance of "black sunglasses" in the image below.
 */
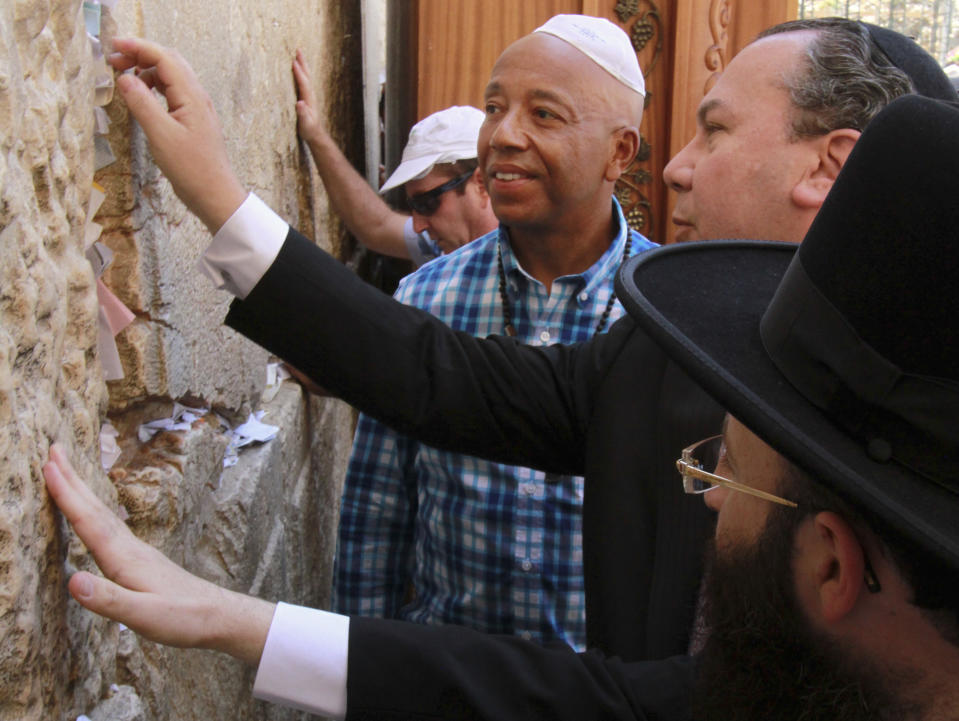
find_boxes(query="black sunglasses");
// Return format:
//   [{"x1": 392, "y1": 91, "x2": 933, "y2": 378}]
[{"x1": 407, "y1": 170, "x2": 474, "y2": 216}]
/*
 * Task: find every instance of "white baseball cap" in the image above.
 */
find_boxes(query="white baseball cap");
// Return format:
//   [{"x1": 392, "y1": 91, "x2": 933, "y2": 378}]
[
  {"x1": 379, "y1": 106, "x2": 485, "y2": 193},
  {"x1": 533, "y1": 14, "x2": 645, "y2": 97}
]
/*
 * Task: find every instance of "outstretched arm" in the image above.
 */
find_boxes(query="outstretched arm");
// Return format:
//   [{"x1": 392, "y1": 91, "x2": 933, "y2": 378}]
[
  {"x1": 108, "y1": 37, "x2": 608, "y2": 478},
  {"x1": 225, "y1": 227, "x2": 630, "y2": 475},
  {"x1": 293, "y1": 49, "x2": 412, "y2": 260},
  {"x1": 43, "y1": 444, "x2": 275, "y2": 666},
  {"x1": 44, "y1": 446, "x2": 692, "y2": 721}
]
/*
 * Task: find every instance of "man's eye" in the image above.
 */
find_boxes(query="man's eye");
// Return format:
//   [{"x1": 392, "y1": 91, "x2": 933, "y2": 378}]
[
  {"x1": 485, "y1": 103, "x2": 501, "y2": 115},
  {"x1": 534, "y1": 108, "x2": 557, "y2": 120}
]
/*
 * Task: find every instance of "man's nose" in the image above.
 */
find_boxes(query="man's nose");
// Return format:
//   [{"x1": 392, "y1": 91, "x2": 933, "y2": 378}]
[
  {"x1": 411, "y1": 211, "x2": 430, "y2": 235},
  {"x1": 663, "y1": 143, "x2": 694, "y2": 192},
  {"x1": 703, "y1": 485, "x2": 728, "y2": 512},
  {"x1": 488, "y1": 110, "x2": 527, "y2": 151}
]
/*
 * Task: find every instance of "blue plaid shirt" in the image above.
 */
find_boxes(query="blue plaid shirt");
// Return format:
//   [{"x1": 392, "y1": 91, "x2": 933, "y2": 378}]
[{"x1": 333, "y1": 199, "x2": 655, "y2": 649}]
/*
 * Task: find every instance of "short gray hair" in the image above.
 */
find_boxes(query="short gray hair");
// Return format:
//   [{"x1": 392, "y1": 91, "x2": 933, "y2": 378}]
[{"x1": 758, "y1": 18, "x2": 914, "y2": 138}]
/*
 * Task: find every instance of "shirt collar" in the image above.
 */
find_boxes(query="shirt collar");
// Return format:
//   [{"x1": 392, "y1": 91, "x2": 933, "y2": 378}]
[{"x1": 497, "y1": 197, "x2": 632, "y2": 293}]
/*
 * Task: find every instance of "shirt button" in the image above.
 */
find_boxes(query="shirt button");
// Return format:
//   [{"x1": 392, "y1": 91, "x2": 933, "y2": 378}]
[
  {"x1": 520, "y1": 631, "x2": 532, "y2": 641},
  {"x1": 578, "y1": 291, "x2": 589, "y2": 302},
  {"x1": 539, "y1": 330, "x2": 551, "y2": 343},
  {"x1": 523, "y1": 483, "x2": 536, "y2": 496},
  {"x1": 521, "y1": 559, "x2": 533, "y2": 572}
]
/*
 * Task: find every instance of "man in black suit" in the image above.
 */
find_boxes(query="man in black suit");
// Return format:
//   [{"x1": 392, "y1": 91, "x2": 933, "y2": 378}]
[
  {"x1": 47, "y1": 93, "x2": 959, "y2": 720},
  {"x1": 98, "y1": 19, "x2": 956, "y2": 665}
]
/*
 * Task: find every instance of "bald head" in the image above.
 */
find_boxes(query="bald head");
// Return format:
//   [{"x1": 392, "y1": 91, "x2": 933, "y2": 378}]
[
  {"x1": 478, "y1": 29, "x2": 644, "y2": 237},
  {"x1": 531, "y1": 13, "x2": 646, "y2": 125},
  {"x1": 491, "y1": 32, "x2": 643, "y2": 129}
]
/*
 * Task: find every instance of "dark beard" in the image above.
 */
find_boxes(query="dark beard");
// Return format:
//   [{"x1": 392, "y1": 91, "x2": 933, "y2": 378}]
[{"x1": 691, "y1": 506, "x2": 917, "y2": 721}]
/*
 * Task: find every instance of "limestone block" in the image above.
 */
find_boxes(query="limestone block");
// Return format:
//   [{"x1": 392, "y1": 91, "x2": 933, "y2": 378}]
[
  {"x1": 2, "y1": 0, "x2": 365, "y2": 718},
  {"x1": 116, "y1": 632, "x2": 265, "y2": 721},
  {"x1": 87, "y1": 684, "x2": 146, "y2": 721},
  {"x1": 108, "y1": 381, "x2": 331, "y2": 721},
  {"x1": 107, "y1": 411, "x2": 226, "y2": 558},
  {"x1": 193, "y1": 382, "x2": 312, "y2": 590},
  {"x1": 0, "y1": 1, "x2": 119, "y2": 719},
  {"x1": 95, "y1": 0, "x2": 353, "y2": 412}
]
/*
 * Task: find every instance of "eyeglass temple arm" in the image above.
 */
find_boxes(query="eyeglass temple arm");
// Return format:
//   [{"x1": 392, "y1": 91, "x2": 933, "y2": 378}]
[{"x1": 677, "y1": 460, "x2": 798, "y2": 508}]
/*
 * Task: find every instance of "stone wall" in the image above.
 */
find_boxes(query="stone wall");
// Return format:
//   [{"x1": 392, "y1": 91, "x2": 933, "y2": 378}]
[{"x1": 0, "y1": 1, "x2": 363, "y2": 719}]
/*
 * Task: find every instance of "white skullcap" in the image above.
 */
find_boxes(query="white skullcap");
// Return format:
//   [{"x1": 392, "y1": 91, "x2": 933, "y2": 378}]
[
  {"x1": 380, "y1": 106, "x2": 484, "y2": 193},
  {"x1": 534, "y1": 14, "x2": 645, "y2": 97}
]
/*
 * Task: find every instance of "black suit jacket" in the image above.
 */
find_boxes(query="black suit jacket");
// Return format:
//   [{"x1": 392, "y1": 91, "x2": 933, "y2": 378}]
[
  {"x1": 225, "y1": 229, "x2": 723, "y2": 661},
  {"x1": 346, "y1": 617, "x2": 695, "y2": 720}
]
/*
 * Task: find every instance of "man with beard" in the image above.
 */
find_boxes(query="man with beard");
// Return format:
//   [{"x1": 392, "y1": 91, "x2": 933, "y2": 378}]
[
  {"x1": 689, "y1": 443, "x2": 920, "y2": 720},
  {"x1": 89, "y1": 17, "x2": 956, "y2": 665},
  {"x1": 45, "y1": 93, "x2": 959, "y2": 720}
]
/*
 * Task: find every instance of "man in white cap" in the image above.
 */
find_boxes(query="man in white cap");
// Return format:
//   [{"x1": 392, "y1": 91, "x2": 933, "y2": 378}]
[
  {"x1": 331, "y1": 14, "x2": 652, "y2": 651},
  {"x1": 293, "y1": 50, "x2": 496, "y2": 264}
]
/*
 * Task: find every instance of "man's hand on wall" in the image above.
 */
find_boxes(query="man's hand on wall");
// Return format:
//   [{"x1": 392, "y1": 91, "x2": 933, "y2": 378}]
[
  {"x1": 107, "y1": 38, "x2": 248, "y2": 234},
  {"x1": 43, "y1": 445, "x2": 275, "y2": 666},
  {"x1": 292, "y1": 49, "x2": 332, "y2": 150}
]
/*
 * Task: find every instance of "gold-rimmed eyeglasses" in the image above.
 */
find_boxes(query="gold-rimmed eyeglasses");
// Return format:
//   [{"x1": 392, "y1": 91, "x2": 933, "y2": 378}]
[
  {"x1": 677, "y1": 435, "x2": 882, "y2": 593},
  {"x1": 677, "y1": 435, "x2": 797, "y2": 507}
]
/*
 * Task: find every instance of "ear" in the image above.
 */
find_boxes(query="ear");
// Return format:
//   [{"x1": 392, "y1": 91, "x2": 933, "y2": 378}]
[
  {"x1": 795, "y1": 511, "x2": 868, "y2": 625},
  {"x1": 470, "y1": 168, "x2": 489, "y2": 206},
  {"x1": 467, "y1": 168, "x2": 490, "y2": 210},
  {"x1": 604, "y1": 126, "x2": 641, "y2": 182},
  {"x1": 791, "y1": 128, "x2": 861, "y2": 209}
]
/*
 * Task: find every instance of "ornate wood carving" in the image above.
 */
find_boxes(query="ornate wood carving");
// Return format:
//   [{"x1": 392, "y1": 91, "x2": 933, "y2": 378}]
[
  {"x1": 611, "y1": 0, "x2": 661, "y2": 235},
  {"x1": 704, "y1": 0, "x2": 731, "y2": 93},
  {"x1": 614, "y1": 0, "x2": 640, "y2": 21}
]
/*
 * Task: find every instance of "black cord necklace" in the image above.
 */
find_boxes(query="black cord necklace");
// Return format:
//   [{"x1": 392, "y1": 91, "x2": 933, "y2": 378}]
[{"x1": 497, "y1": 234, "x2": 632, "y2": 338}]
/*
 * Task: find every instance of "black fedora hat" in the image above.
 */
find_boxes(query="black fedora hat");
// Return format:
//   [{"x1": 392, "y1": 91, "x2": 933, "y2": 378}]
[{"x1": 616, "y1": 94, "x2": 959, "y2": 567}]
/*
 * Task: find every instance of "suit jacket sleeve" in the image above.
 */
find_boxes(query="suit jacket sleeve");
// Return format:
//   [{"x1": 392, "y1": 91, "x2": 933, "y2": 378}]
[
  {"x1": 225, "y1": 228, "x2": 630, "y2": 476},
  {"x1": 345, "y1": 616, "x2": 694, "y2": 721}
]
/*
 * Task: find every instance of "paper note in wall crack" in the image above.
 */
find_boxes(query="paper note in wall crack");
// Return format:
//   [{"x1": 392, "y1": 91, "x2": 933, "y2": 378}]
[
  {"x1": 99, "y1": 422, "x2": 122, "y2": 470},
  {"x1": 137, "y1": 403, "x2": 211, "y2": 443}
]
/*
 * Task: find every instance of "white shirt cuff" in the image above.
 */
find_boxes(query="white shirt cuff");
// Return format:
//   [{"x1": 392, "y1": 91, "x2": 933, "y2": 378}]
[
  {"x1": 252, "y1": 602, "x2": 350, "y2": 719},
  {"x1": 197, "y1": 193, "x2": 289, "y2": 299}
]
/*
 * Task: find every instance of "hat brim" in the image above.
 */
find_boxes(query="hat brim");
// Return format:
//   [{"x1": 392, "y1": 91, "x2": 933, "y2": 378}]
[
  {"x1": 617, "y1": 240, "x2": 959, "y2": 568},
  {"x1": 379, "y1": 155, "x2": 437, "y2": 194}
]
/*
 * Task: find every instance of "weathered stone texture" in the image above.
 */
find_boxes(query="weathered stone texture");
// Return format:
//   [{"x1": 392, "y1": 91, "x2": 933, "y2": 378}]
[
  {"x1": 98, "y1": 0, "x2": 360, "y2": 412},
  {"x1": 104, "y1": 384, "x2": 345, "y2": 721},
  {"x1": 2, "y1": 0, "x2": 363, "y2": 719},
  {"x1": 87, "y1": 684, "x2": 146, "y2": 721},
  {"x1": 0, "y1": 2, "x2": 116, "y2": 720}
]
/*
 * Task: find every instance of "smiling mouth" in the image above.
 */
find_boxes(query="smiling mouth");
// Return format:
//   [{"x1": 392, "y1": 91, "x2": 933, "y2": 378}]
[{"x1": 492, "y1": 172, "x2": 526, "y2": 181}]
